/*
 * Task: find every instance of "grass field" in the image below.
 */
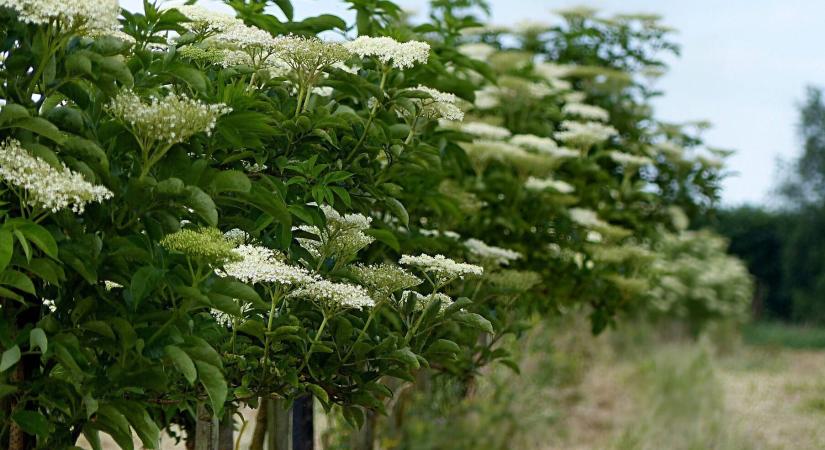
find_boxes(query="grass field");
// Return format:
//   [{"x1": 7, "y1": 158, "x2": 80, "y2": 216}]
[{"x1": 87, "y1": 322, "x2": 825, "y2": 450}]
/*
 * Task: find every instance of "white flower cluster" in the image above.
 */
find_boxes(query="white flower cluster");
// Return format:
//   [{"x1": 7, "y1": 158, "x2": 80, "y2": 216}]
[
  {"x1": 0, "y1": 139, "x2": 113, "y2": 214},
  {"x1": 0, "y1": 0, "x2": 120, "y2": 33},
  {"x1": 486, "y1": 269, "x2": 542, "y2": 292},
  {"x1": 412, "y1": 85, "x2": 464, "y2": 121},
  {"x1": 218, "y1": 244, "x2": 314, "y2": 286},
  {"x1": 464, "y1": 238, "x2": 522, "y2": 266},
  {"x1": 562, "y1": 103, "x2": 610, "y2": 122},
  {"x1": 272, "y1": 36, "x2": 351, "y2": 77},
  {"x1": 524, "y1": 176, "x2": 575, "y2": 194},
  {"x1": 107, "y1": 90, "x2": 232, "y2": 146},
  {"x1": 569, "y1": 207, "x2": 610, "y2": 229},
  {"x1": 459, "y1": 122, "x2": 512, "y2": 139},
  {"x1": 211, "y1": 303, "x2": 253, "y2": 328},
  {"x1": 175, "y1": 5, "x2": 243, "y2": 36},
  {"x1": 554, "y1": 121, "x2": 618, "y2": 147},
  {"x1": 344, "y1": 36, "x2": 430, "y2": 69},
  {"x1": 457, "y1": 43, "x2": 497, "y2": 60},
  {"x1": 289, "y1": 279, "x2": 375, "y2": 309},
  {"x1": 510, "y1": 134, "x2": 558, "y2": 153},
  {"x1": 474, "y1": 86, "x2": 500, "y2": 110},
  {"x1": 609, "y1": 151, "x2": 653, "y2": 167},
  {"x1": 352, "y1": 263, "x2": 422, "y2": 299},
  {"x1": 400, "y1": 253, "x2": 483, "y2": 284},
  {"x1": 296, "y1": 205, "x2": 375, "y2": 261},
  {"x1": 534, "y1": 62, "x2": 575, "y2": 80}
]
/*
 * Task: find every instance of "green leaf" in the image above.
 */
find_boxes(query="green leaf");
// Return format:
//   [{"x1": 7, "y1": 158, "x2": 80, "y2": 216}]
[
  {"x1": 389, "y1": 347, "x2": 420, "y2": 369},
  {"x1": 29, "y1": 328, "x2": 47, "y2": 353},
  {"x1": 165, "y1": 345, "x2": 197, "y2": 385},
  {"x1": 453, "y1": 312, "x2": 494, "y2": 333},
  {"x1": 365, "y1": 229, "x2": 400, "y2": 252},
  {"x1": 210, "y1": 278, "x2": 263, "y2": 306},
  {"x1": 0, "y1": 270, "x2": 35, "y2": 294},
  {"x1": 211, "y1": 170, "x2": 251, "y2": 193},
  {"x1": 0, "y1": 384, "x2": 17, "y2": 398},
  {"x1": 306, "y1": 383, "x2": 329, "y2": 404},
  {"x1": 0, "y1": 230, "x2": 12, "y2": 272},
  {"x1": 12, "y1": 410, "x2": 52, "y2": 437},
  {"x1": 96, "y1": 405, "x2": 135, "y2": 450},
  {"x1": 195, "y1": 361, "x2": 227, "y2": 415},
  {"x1": 0, "y1": 345, "x2": 21, "y2": 372},
  {"x1": 130, "y1": 266, "x2": 162, "y2": 306},
  {"x1": 18, "y1": 222, "x2": 58, "y2": 259},
  {"x1": 384, "y1": 197, "x2": 409, "y2": 227},
  {"x1": 274, "y1": 0, "x2": 293, "y2": 20},
  {"x1": 184, "y1": 186, "x2": 218, "y2": 226},
  {"x1": 113, "y1": 401, "x2": 160, "y2": 449},
  {"x1": 5, "y1": 117, "x2": 65, "y2": 144}
]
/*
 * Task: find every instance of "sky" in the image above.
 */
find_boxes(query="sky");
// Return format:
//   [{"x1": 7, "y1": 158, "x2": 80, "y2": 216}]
[{"x1": 121, "y1": 0, "x2": 825, "y2": 205}]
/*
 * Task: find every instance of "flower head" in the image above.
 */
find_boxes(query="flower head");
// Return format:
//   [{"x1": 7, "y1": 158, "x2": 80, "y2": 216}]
[
  {"x1": 554, "y1": 121, "x2": 618, "y2": 148},
  {"x1": 400, "y1": 254, "x2": 483, "y2": 285},
  {"x1": 459, "y1": 122, "x2": 512, "y2": 140},
  {"x1": 218, "y1": 244, "x2": 314, "y2": 286},
  {"x1": 345, "y1": 36, "x2": 430, "y2": 69},
  {"x1": 289, "y1": 279, "x2": 375, "y2": 309},
  {"x1": 0, "y1": 139, "x2": 113, "y2": 213},
  {"x1": 107, "y1": 90, "x2": 231, "y2": 147},
  {"x1": 409, "y1": 85, "x2": 464, "y2": 121},
  {"x1": 402, "y1": 290, "x2": 451, "y2": 314},
  {"x1": 562, "y1": 103, "x2": 610, "y2": 122},
  {"x1": 175, "y1": 5, "x2": 243, "y2": 36},
  {"x1": 609, "y1": 151, "x2": 653, "y2": 167},
  {"x1": 1, "y1": 0, "x2": 120, "y2": 33},
  {"x1": 352, "y1": 263, "x2": 422, "y2": 299},
  {"x1": 296, "y1": 206, "x2": 374, "y2": 262},
  {"x1": 161, "y1": 228, "x2": 239, "y2": 264},
  {"x1": 464, "y1": 238, "x2": 522, "y2": 266},
  {"x1": 524, "y1": 176, "x2": 575, "y2": 194}
]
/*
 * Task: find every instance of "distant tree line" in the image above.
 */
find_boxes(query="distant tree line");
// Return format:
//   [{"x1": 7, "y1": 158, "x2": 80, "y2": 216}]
[{"x1": 711, "y1": 86, "x2": 825, "y2": 324}]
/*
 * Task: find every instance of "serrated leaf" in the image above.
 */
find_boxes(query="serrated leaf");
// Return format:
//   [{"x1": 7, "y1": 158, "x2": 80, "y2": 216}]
[
  {"x1": 195, "y1": 361, "x2": 227, "y2": 415},
  {"x1": 165, "y1": 345, "x2": 196, "y2": 385}
]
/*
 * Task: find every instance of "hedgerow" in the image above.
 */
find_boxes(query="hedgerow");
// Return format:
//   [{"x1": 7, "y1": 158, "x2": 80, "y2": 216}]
[{"x1": 0, "y1": 0, "x2": 749, "y2": 448}]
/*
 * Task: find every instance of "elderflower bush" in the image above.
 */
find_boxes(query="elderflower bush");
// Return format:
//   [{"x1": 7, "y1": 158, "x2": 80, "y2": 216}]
[{"x1": 0, "y1": 0, "x2": 748, "y2": 448}]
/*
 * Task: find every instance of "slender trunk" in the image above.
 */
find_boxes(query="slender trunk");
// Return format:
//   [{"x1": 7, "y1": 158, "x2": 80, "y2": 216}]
[
  {"x1": 194, "y1": 402, "x2": 219, "y2": 450},
  {"x1": 273, "y1": 398, "x2": 290, "y2": 450},
  {"x1": 218, "y1": 412, "x2": 234, "y2": 450},
  {"x1": 350, "y1": 410, "x2": 376, "y2": 450},
  {"x1": 292, "y1": 395, "x2": 313, "y2": 450},
  {"x1": 250, "y1": 400, "x2": 268, "y2": 450},
  {"x1": 8, "y1": 363, "x2": 28, "y2": 450}
]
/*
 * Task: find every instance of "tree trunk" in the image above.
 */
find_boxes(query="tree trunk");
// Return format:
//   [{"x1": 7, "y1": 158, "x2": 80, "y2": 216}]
[
  {"x1": 292, "y1": 395, "x2": 313, "y2": 450},
  {"x1": 194, "y1": 402, "x2": 219, "y2": 450},
  {"x1": 250, "y1": 400, "x2": 268, "y2": 450},
  {"x1": 218, "y1": 412, "x2": 234, "y2": 450},
  {"x1": 272, "y1": 398, "x2": 290, "y2": 450},
  {"x1": 350, "y1": 410, "x2": 376, "y2": 450}
]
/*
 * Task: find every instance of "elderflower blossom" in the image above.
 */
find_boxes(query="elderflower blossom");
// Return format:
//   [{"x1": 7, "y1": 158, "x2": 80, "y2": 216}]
[
  {"x1": 296, "y1": 206, "x2": 374, "y2": 261},
  {"x1": 289, "y1": 279, "x2": 375, "y2": 309},
  {"x1": 569, "y1": 208, "x2": 610, "y2": 229},
  {"x1": 510, "y1": 134, "x2": 558, "y2": 153},
  {"x1": 419, "y1": 229, "x2": 461, "y2": 240},
  {"x1": 352, "y1": 263, "x2": 422, "y2": 299},
  {"x1": 474, "y1": 86, "x2": 501, "y2": 110},
  {"x1": 42, "y1": 298, "x2": 57, "y2": 313},
  {"x1": 554, "y1": 121, "x2": 618, "y2": 147},
  {"x1": 461, "y1": 140, "x2": 556, "y2": 175},
  {"x1": 212, "y1": 22, "x2": 280, "y2": 50},
  {"x1": 562, "y1": 103, "x2": 610, "y2": 122},
  {"x1": 273, "y1": 36, "x2": 350, "y2": 79},
  {"x1": 524, "y1": 176, "x2": 575, "y2": 194},
  {"x1": 345, "y1": 36, "x2": 430, "y2": 69},
  {"x1": 160, "y1": 228, "x2": 239, "y2": 263},
  {"x1": 460, "y1": 122, "x2": 512, "y2": 139},
  {"x1": 107, "y1": 90, "x2": 232, "y2": 146},
  {"x1": 609, "y1": 151, "x2": 653, "y2": 167},
  {"x1": 465, "y1": 238, "x2": 522, "y2": 266},
  {"x1": 218, "y1": 245, "x2": 314, "y2": 286},
  {"x1": 457, "y1": 43, "x2": 497, "y2": 60},
  {"x1": 400, "y1": 254, "x2": 483, "y2": 285},
  {"x1": 0, "y1": 139, "x2": 113, "y2": 213},
  {"x1": 175, "y1": 5, "x2": 243, "y2": 36},
  {"x1": 410, "y1": 85, "x2": 464, "y2": 121},
  {"x1": 486, "y1": 269, "x2": 542, "y2": 292},
  {"x1": 104, "y1": 281, "x2": 123, "y2": 291},
  {"x1": 0, "y1": 0, "x2": 120, "y2": 33}
]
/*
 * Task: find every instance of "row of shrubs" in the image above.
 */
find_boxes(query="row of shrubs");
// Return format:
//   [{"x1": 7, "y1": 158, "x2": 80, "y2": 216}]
[{"x1": 0, "y1": 0, "x2": 751, "y2": 448}]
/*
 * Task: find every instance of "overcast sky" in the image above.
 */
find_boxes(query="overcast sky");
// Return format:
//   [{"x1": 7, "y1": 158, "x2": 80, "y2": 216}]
[{"x1": 122, "y1": 0, "x2": 825, "y2": 205}]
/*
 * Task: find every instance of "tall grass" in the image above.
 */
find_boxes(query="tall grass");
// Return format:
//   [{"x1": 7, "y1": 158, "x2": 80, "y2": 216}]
[{"x1": 743, "y1": 322, "x2": 825, "y2": 349}]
